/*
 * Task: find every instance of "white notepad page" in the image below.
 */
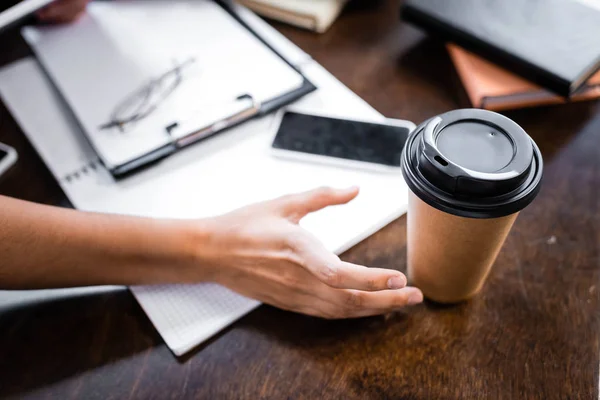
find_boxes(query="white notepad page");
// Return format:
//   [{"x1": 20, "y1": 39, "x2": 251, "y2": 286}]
[
  {"x1": 0, "y1": 3, "x2": 412, "y2": 356},
  {"x1": 22, "y1": 0, "x2": 305, "y2": 170}
]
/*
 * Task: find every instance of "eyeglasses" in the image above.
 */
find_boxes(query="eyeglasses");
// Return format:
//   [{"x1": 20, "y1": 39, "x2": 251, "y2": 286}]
[{"x1": 99, "y1": 57, "x2": 196, "y2": 133}]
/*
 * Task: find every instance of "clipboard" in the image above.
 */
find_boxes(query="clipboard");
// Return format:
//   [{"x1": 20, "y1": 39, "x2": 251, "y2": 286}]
[{"x1": 22, "y1": 0, "x2": 316, "y2": 178}]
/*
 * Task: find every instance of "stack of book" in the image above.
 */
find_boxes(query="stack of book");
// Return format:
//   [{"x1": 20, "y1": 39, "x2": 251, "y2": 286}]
[
  {"x1": 401, "y1": 0, "x2": 600, "y2": 111},
  {"x1": 446, "y1": 44, "x2": 600, "y2": 111}
]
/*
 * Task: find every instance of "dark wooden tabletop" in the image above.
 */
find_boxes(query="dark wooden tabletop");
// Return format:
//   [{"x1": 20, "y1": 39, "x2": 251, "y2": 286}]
[{"x1": 1, "y1": 1, "x2": 598, "y2": 399}]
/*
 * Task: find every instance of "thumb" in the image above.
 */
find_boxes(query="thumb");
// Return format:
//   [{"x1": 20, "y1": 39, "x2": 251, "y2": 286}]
[{"x1": 281, "y1": 186, "x2": 359, "y2": 222}]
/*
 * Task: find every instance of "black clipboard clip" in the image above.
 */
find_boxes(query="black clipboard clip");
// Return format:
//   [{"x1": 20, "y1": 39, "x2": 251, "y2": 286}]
[
  {"x1": 110, "y1": 94, "x2": 262, "y2": 178},
  {"x1": 165, "y1": 94, "x2": 261, "y2": 148}
]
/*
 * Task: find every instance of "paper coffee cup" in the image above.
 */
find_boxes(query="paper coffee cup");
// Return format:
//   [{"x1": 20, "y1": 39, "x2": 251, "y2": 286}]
[{"x1": 401, "y1": 109, "x2": 543, "y2": 303}]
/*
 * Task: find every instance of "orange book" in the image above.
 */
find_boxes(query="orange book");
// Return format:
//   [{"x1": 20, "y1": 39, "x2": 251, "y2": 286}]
[{"x1": 447, "y1": 43, "x2": 600, "y2": 111}]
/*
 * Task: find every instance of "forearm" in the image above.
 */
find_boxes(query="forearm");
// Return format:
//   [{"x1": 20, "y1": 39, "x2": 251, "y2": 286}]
[{"x1": 0, "y1": 196, "x2": 208, "y2": 289}]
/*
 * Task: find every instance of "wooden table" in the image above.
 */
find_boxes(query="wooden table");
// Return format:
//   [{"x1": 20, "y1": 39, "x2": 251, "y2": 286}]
[{"x1": 1, "y1": 1, "x2": 598, "y2": 398}]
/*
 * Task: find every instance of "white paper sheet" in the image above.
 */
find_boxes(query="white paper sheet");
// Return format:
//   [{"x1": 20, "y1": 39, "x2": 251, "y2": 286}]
[{"x1": 22, "y1": 0, "x2": 305, "y2": 170}]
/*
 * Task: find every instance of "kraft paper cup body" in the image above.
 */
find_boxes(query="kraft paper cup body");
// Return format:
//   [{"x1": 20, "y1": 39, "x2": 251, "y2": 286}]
[
  {"x1": 401, "y1": 109, "x2": 543, "y2": 304},
  {"x1": 407, "y1": 191, "x2": 518, "y2": 303}
]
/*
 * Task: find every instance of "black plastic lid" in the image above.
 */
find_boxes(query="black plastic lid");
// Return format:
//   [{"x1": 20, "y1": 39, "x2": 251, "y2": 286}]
[{"x1": 401, "y1": 109, "x2": 543, "y2": 218}]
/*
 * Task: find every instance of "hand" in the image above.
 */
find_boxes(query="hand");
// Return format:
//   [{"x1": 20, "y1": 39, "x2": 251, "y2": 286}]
[
  {"x1": 36, "y1": 0, "x2": 90, "y2": 24},
  {"x1": 196, "y1": 187, "x2": 423, "y2": 319}
]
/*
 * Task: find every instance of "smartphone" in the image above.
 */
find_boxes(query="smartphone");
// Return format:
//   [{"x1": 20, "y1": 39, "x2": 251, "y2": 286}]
[
  {"x1": 270, "y1": 110, "x2": 415, "y2": 173},
  {"x1": 0, "y1": 142, "x2": 18, "y2": 177}
]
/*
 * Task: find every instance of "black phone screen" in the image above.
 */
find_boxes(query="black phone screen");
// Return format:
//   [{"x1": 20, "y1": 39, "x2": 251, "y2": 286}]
[{"x1": 272, "y1": 112, "x2": 410, "y2": 167}]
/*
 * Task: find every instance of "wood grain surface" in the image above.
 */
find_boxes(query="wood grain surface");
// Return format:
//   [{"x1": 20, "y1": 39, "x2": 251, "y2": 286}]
[{"x1": 0, "y1": 1, "x2": 598, "y2": 399}]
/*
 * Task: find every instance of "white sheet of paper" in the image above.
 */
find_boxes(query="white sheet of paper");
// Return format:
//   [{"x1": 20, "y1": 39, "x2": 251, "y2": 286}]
[
  {"x1": 22, "y1": 0, "x2": 305, "y2": 170},
  {"x1": 0, "y1": 3, "x2": 412, "y2": 356}
]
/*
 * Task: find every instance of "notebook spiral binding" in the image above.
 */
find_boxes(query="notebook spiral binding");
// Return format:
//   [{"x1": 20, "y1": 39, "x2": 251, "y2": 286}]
[{"x1": 62, "y1": 158, "x2": 102, "y2": 183}]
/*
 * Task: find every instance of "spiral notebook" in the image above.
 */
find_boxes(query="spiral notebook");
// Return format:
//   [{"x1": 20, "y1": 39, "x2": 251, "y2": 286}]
[{"x1": 0, "y1": 2, "x2": 413, "y2": 356}]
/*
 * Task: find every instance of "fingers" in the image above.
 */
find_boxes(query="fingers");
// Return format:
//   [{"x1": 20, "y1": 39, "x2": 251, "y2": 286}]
[
  {"x1": 315, "y1": 286, "x2": 424, "y2": 319},
  {"x1": 211, "y1": 235, "x2": 422, "y2": 320},
  {"x1": 279, "y1": 186, "x2": 359, "y2": 222},
  {"x1": 318, "y1": 260, "x2": 409, "y2": 291},
  {"x1": 288, "y1": 234, "x2": 423, "y2": 318},
  {"x1": 292, "y1": 232, "x2": 407, "y2": 291},
  {"x1": 246, "y1": 277, "x2": 423, "y2": 320},
  {"x1": 37, "y1": 0, "x2": 89, "y2": 23}
]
